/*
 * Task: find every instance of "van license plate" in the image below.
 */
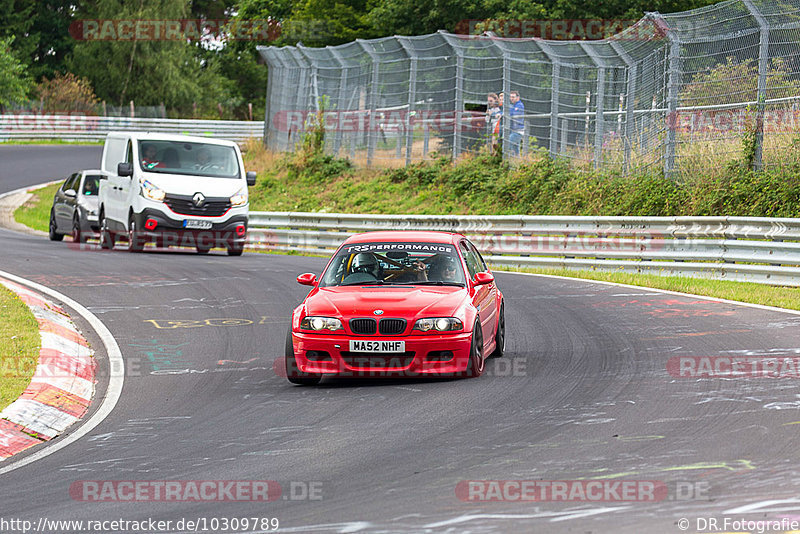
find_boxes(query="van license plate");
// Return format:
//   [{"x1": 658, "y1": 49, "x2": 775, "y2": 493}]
[{"x1": 184, "y1": 220, "x2": 212, "y2": 230}]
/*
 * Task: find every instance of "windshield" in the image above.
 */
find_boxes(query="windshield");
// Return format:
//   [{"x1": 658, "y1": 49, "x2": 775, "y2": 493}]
[
  {"x1": 138, "y1": 140, "x2": 240, "y2": 179},
  {"x1": 320, "y1": 242, "x2": 466, "y2": 287}
]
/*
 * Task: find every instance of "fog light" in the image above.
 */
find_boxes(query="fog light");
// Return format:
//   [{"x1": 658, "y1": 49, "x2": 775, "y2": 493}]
[
  {"x1": 144, "y1": 219, "x2": 158, "y2": 230},
  {"x1": 306, "y1": 350, "x2": 332, "y2": 362},
  {"x1": 235, "y1": 225, "x2": 246, "y2": 237},
  {"x1": 426, "y1": 350, "x2": 454, "y2": 362}
]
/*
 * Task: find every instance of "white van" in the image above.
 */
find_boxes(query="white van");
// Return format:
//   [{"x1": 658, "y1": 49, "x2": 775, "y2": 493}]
[{"x1": 98, "y1": 132, "x2": 257, "y2": 255}]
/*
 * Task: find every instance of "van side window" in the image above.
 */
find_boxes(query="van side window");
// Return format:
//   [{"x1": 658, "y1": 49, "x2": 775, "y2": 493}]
[
  {"x1": 125, "y1": 141, "x2": 133, "y2": 164},
  {"x1": 102, "y1": 137, "x2": 126, "y2": 172}
]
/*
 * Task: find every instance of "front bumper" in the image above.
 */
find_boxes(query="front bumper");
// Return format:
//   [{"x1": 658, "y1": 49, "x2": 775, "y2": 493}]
[
  {"x1": 132, "y1": 209, "x2": 248, "y2": 247},
  {"x1": 291, "y1": 331, "x2": 473, "y2": 376}
]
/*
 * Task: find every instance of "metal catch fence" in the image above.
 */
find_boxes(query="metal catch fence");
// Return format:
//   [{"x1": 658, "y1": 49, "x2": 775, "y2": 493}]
[{"x1": 258, "y1": 0, "x2": 800, "y2": 176}]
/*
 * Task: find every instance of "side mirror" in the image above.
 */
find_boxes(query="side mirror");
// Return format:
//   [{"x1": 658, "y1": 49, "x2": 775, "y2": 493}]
[
  {"x1": 296, "y1": 273, "x2": 317, "y2": 286},
  {"x1": 117, "y1": 162, "x2": 133, "y2": 177},
  {"x1": 474, "y1": 272, "x2": 494, "y2": 285},
  {"x1": 64, "y1": 189, "x2": 77, "y2": 198},
  {"x1": 246, "y1": 171, "x2": 257, "y2": 186}
]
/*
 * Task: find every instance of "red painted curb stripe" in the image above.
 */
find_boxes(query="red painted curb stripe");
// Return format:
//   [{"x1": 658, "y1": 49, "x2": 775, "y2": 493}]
[
  {"x1": 0, "y1": 419, "x2": 42, "y2": 459},
  {"x1": 19, "y1": 383, "x2": 90, "y2": 419},
  {"x1": 36, "y1": 349, "x2": 96, "y2": 382},
  {"x1": 15, "y1": 292, "x2": 52, "y2": 310},
  {"x1": 36, "y1": 319, "x2": 89, "y2": 347}
]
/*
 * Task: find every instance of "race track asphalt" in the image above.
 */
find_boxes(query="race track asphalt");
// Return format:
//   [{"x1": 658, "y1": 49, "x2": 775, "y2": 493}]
[{"x1": 2, "y1": 147, "x2": 800, "y2": 533}]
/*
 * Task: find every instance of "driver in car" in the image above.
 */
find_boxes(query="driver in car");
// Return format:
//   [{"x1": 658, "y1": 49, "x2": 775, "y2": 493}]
[
  {"x1": 428, "y1": 255, "x2": 460, "y2": 282},
  {"x1": 141, "y1": 144, "x2": 163, "y2": 169},
  {"x1": 351, "y1": 252, "x2": 382, "y2": 280},
  {"x1": 194, "y1": 148, "x2": 214, "y2": 170}
]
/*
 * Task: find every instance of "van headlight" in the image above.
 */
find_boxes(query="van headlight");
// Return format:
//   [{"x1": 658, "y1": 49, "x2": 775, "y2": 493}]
[
  {"x1": 230, "y1": 187, "x2": 248, "y2": 207},
  {"x1": 140, "y1": 179, "x2": 165, "y2": 202}
]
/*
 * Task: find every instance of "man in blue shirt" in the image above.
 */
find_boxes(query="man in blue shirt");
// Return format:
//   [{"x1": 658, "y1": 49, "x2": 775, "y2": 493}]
[{"x1": 507, "y1": 91, "x2": 525, "y2": 157}]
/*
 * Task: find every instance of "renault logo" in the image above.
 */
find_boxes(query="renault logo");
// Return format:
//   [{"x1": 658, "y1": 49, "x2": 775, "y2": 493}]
[
  {"x1": 192, "y1": 192, "x2": 205, "y2": 207},
  {"x1": 373, "y1": 310, "x2": 384, "y2": 315}
]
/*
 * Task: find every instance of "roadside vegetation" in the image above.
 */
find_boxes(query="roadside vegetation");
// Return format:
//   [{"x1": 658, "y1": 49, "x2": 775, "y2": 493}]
[
  {"x1": 0, "y1": 284, "x2": 40, "y2": 411},
  {"x1": 241, "y1": 138, "x2": 800, "y2": 217},
  {"x1": 14, "y1": 183, "x2": 60, "y2": 233}
]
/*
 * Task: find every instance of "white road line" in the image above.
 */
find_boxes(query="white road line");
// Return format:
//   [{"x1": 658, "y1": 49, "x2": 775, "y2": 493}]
[{"x1": 0, "y1": 269, "x2": 124, "y2": 475}]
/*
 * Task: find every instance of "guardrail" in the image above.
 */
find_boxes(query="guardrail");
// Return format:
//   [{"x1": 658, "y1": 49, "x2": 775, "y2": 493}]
[
  {"x1": 246, "y1": 212, "x2": 800, "y2": 286},
  {"x1": 0, "y1": 115, "x2": 264, "y2": 142}
]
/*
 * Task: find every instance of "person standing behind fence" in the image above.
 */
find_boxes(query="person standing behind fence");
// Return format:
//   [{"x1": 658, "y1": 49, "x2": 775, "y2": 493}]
[
  {"x1": 508, "y1": 91, "x2": 525, "y2": 156},
  {"x1": 486, "y1": 93, "x2": 502, "y2": 154}
]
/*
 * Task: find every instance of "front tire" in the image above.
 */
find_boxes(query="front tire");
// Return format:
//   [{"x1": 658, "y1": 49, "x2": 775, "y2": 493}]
[
  {"x1": 128, "y1": 214, "x2": 144, "y2": 253},
  {"x1": 71, "y1": 215, "x2": 85, "y2": 244},
  {"x1": 489, "y1": 302, "x2": 505, "y2": 358},
  {"x1": 463, "y1": 320, "x2": 485, "y2": 378},
  {"x1": 99, "y1": 211, "x2": 114, "y2": 250},
  {"x1": 285, "y1": 328, "x2": 321, "y2": 386},
  {"x1": 49, "y1": 210, "x2": 63, "y2": 241}
]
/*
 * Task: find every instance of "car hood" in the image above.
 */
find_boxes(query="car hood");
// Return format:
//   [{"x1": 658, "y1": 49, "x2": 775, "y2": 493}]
[
  {"x1": 142, "y1": 172, "x2": 245, "y2": 198},
  {"x1": 305, "y1": 286, "x2": 470, "y2": 320}
]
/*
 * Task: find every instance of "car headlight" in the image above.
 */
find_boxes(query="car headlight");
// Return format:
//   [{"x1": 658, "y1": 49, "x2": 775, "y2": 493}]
[
  {"x1": 413, "y1": 317, "x2": 463, "y2": 332},
  {"x1": 140, "y1": 179, "x2": 165, "y2": 202},
  {"x1": 300, "y1": 316, "x2": 343, "y2": 331},
  {"x1": 230, "y1": 188, "x2": 248, "y2": 207}
]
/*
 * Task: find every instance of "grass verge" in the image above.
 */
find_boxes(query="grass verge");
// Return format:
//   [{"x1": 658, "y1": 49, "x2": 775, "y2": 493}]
[
  {"x1": 14, "y1": 183, "x2": 61, "y2": 233},
  {"x1": 499, "y1": 266, "x2": 800, "y2": 312},
  {"x1": 0, "y1": 283, "x2": 40, "y2": 411}
]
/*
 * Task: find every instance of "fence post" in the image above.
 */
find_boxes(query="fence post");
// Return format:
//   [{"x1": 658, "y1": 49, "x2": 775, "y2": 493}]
[
  {"x1": 533, "y1": 40, "x2": 560, "y2": 158},
  {"x1": 257, "y1": 46, "x2": 275, "y2": 148},
  {"x1": 397, "y1": 38, "x2": 417, "y2": 167},
  {"x1": 653, "y1": 13, "x2": 681, "y2": 178},
  {"x1": 453, "y1": 52, "x2": 464, "y2": 160},
  {"x1": 743, "y1": 0, "x2": 769, "y2": 171},
  {"x1": 610, "y1": 41, "x2": 638, "y2": 175},
  {"x1": 501, "y1": 48, "x2": 511, "y2": 160},
  {"x1": 580, "y1": 43, "x2": 607, "y2": 169},
  {"x1": 328, "y1": 47, "x2": 348, "y2": 156},
  {"x1": 357, "y1": 40, "x2": 379, "y2": 167}
]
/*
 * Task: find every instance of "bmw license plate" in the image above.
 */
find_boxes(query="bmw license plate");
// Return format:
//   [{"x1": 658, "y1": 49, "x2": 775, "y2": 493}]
[
  {"x1": 349, "y1": 340, "x2": 405, "y2": 353},
  {"x1": 184, "y1": 219, "x2": 212, "y2": 230}
]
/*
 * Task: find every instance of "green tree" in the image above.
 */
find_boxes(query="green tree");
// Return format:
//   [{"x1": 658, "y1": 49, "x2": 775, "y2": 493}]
[
  {"x1": 69, "y1": 0, "x2": 228, "y2": 112},
  {"x1": 0, "y1": 36, "x2": 30, "y2": 107},
  {"x1": 0, "y1": 0, "x2": 79, "y2": 80}
]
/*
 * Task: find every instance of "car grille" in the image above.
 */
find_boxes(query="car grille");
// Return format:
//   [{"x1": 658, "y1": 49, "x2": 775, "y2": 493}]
[
  {"x1": 379, "y1": 318, "x2": 407, "y2": 335},
  {"x1": 164, "y1": 194, "x2": 231, "y2": 217},
  {"x1": 350, "y1": 318, "x2": 377, "y2": 335},
  {"x1": 340, "y1": 352, "x2": 415, "y2": 368}
]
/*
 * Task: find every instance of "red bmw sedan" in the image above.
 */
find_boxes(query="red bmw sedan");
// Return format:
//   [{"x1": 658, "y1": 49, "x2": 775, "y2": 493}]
[{"x1": 286, "y1": 231, "x2": 505, "y2": 385}]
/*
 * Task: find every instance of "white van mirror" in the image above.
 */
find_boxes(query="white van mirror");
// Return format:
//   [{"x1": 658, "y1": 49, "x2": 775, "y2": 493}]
[
  {"x1": 246, "y1": 171, "x2": 257, "y2": 186},
  {"x1": 117, "y1": 162, "x2": 133, "y2": 177}
]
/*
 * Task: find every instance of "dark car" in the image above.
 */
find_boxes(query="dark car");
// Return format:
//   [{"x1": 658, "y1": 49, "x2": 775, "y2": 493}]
[{"x1": 49, "y1": 170, "x2": 105, "y2": 243}]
